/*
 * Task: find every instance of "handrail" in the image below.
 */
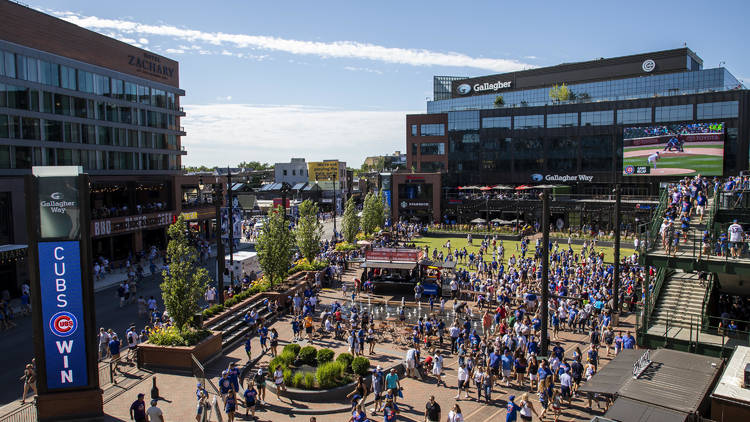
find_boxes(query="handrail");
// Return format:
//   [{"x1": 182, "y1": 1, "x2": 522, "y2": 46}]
[
  {"x1": 706, "y1": 186, "x2": 721, "y2": 236},
  {"x1": 701, "y1": 273, "x2": 715, "y2": 331},
  {"x1": 646, "y1": 188, "x2": 669, "y2": 251},
  {"x1": 0, "y1": 400, "x2": 36, "y2": 422},
  {"x1": 191, "y1": 353, "x2": 220, "y2": 396},
  {"x1": 645, "y1": 267, "x2": 668, "y2": 327}
]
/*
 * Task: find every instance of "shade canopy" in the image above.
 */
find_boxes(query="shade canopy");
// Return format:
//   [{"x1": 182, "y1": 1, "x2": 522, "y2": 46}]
[{"x1": 470, "y1": 218, "x2": 487, "y2": 223}]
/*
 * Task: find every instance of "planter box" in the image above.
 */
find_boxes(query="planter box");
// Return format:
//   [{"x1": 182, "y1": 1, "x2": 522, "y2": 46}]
[
  {"x1": 138, "y1": 331, "x2": 222, "y2": 371},
  {"x1": 203, "y1": 293, "x2": 265, "y2": 327}
]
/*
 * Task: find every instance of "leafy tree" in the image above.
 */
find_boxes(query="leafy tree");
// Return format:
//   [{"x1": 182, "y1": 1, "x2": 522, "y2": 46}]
[
  {"x1": 294, "y1": 199, "x2": 323, "y2": 263},
  {"x1": 160, "y1": 215, "x2": 210, "y2": 332},
  {"x1": 184, "y1": 165, "x2": 213, "y2": 172},
  {"x1": 238, "y1": 161, "x2": 273, "y2": 170},
  {"x1": 361, "y1": 192, "x2": 386, "y2": 235},
  {"x1": 549, "y1": 83, "x2": 571, "y2": 101},
  {"x1": 494, "y1": 95, "x2": 505, "y2": 107},
  {"x1": 341, "y1": 196, "x2": 360, "y2": 243},
  {"x1": 256, "y1": 206, "x2": 295, "y2": 286}
]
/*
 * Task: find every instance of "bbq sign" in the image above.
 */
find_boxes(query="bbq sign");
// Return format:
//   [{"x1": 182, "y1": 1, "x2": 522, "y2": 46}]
[{"x1": 38, "y1": 241, "x2": 88, "y2": 389}]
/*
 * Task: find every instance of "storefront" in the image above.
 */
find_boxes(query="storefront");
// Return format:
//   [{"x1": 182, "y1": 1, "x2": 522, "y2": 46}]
[{"x1": 392, "y1": 172, "x2": 441, "y2": 223}]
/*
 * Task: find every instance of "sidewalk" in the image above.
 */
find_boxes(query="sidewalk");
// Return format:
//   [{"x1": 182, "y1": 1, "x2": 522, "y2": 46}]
[{"x1": 93, "y1": 240, "x2": 256, "y2": 292}]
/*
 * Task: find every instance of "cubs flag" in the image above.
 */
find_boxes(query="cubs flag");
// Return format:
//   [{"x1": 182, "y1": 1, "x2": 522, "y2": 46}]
[{"x1": 38, "y1": 241, "x2": 88, "y2": 389}]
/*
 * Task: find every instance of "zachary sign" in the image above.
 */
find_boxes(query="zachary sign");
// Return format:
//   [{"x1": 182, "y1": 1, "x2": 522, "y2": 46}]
[
  {"x1": 128, "y1": 52, "x2": 175, "y2": 80},
  {"x1": 38, "y1": 241, "x2": 88, "y2": 389}
]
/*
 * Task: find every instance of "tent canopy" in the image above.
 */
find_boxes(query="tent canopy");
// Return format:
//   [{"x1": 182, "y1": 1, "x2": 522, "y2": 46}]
[{"x1": 470, "y1": 218, "x2": 487, "y2": 224}]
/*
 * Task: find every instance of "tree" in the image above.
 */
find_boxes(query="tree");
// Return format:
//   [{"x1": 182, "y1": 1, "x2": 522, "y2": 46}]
[
  {"x1": 256, "y1": 206, "x2": 295, "y2": 286},
  {"x1": 160, "y1": 215, "x2": 210, "y2": 331},
  {"x1": 294, "y1": 200, "x2": 323, "y2": 263},
  {"x1": 238, "y1": 161, "x2": 273, "y2": 170},
  {"x1": 341, "y1": 197, "x2": 360, "y2": 243},
  {"x1": 361, "y1": 192, "x2": 386, "y2": 235},
  {"x1": 549, "y1": 83, "x2": 571, "y2": 102},
  {"x1": 494, "y1": 95, "x2": 505, "y2": 107}
]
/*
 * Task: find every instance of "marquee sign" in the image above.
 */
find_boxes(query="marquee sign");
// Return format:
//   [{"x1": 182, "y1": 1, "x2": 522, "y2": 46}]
[
  {"x1": 366, "y1": 248, "x2": 424, "y2": 262},
  {"x1": 91, "y1": 212, "x2": 173, "y2": 237},
  {"x1": 38, "y1": 241, "x2": 88, "y2": 389}
]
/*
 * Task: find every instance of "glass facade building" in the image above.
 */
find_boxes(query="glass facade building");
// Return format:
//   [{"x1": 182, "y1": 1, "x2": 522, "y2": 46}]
[
  {"x1": 0, "y1": 39, "x2": 185, "y2": 174},
  {"x1": 407, "y1": 48, "x2": 749, "y2": 194}
]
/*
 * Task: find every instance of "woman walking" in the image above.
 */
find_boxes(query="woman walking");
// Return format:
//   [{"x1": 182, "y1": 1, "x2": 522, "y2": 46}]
[
  {"x1": 447, "y1": 403, "x2": 464, "y2": 422},
  {"x1": 20, "y1": 363, "x2": 36, "y2": 404},
  {"x1": 269, "y1": 328, "x2": 279, "y2": 357},
  {"x1": 518, "y1": 392, "x2": 539, "y2": 421}
]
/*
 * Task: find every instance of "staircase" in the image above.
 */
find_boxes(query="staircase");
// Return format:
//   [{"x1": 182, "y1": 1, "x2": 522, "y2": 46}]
[
  {"x1": 206, "y1": 297, "x2": 279, "y2": 350},
  {"x1": 649, "y1": 194, "x2": 714, "y2": 258},
  {"x1": 650, "y1": 271, "x2": 707, "y2": 329}
]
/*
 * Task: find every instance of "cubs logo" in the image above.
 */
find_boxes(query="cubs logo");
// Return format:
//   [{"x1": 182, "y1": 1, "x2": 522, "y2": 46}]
[
  {"x1": 49, "y1": 311, "x2": 78, "y2": 337},
  {"x1": 624, "y1": 165, "x2": 635, "y2": 175},
  {"x1": 531, "y1": 174, "x2": 544, "y2": 182}
]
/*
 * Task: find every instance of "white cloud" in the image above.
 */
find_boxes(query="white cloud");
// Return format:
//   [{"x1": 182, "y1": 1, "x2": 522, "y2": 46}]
[
  {"x1": 48, "y1": 10, "x2": 534, "y2": 72},
  {"x1": 165, "y1": 48, "x2": 184, "y2": 54},
  {"x1": 344, "y1": 66, "x2": 383, "y2": 75},
  {"x1": 523, "y1": 55, "x2": 537, "y2": 60},
  {"x1": 215, "y1": 95, "x2": 232, "y2": 101},
  {"x1": 138, "y1": 37, "x2": 149, "y2": 45},
  {"x1": 180, "y1": 104, "x2": 414, "y2": 166}
]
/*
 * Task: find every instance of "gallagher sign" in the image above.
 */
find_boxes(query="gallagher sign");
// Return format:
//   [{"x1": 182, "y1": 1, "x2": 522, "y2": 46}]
[{"x1": 38, "y1": 241, "x2": 88, "y2": 389}]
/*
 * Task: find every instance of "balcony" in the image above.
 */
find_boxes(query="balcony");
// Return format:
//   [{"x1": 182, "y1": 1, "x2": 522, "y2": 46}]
[{"x1": 91, "y1": 202, "x2": 169, "y2": 220}]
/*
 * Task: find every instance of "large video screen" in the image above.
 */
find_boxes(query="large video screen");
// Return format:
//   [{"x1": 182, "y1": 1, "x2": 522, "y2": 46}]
[{"x1": 622, "y1": 122, "x2": 724, "y2": 176}]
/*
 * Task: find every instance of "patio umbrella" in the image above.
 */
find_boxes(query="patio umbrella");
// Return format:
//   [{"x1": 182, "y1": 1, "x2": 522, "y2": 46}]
[
  {"x1": 534, "y1": 184, "x2": 557, "y2": 189},
  {"x1": 479, "y1": 186, "x2": 492, "y2": 191},
  {"x1": 492, "y1": 185, "x2": 513, "y2": 190},
  {"x1": 490, "y1": 218, "x2": 508, "y2": 224},
  {"x1": 470, "y1": 218, "x2": 487, "y2": 224},
  {"x1": 515, "y1": 185, "x2": 532, "y2": 190}
]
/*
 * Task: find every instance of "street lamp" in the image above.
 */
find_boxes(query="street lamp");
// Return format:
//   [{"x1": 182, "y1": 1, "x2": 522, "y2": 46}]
[{"x1": 212, "y1": 179, "x2": 225, "y2": 304}]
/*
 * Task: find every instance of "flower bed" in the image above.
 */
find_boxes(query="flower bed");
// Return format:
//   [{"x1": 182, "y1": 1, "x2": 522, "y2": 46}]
[
  {"x1": 266, "y1": 345, "x2": 370, "y2": 391},
  {"x1": 138, "y1": 330, "x2": 222, "y2": 370}
]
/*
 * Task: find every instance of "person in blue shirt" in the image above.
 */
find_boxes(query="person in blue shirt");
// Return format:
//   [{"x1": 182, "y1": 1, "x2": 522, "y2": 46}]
[
  {"x1": 623, "y1": 332, "x2": 636, "y2": 349},
  {"x1": 219, "y1": 370, "x2": 233, "y2": 401},
  {"x1": 108, "y1": 335, "x2": 121, "y2": 373},
  {"x1": 258, "y1": 324, "x2": 268, "y2": 353},
  {"x1": 505, "y1": 395, "x2": 521, "y2": 422},
  {"x1": 552, "y1": 343, "x2": 564, "y2": 361},
  {"x1": 228, "y1": 362, "x2": 240, "y2": 392},
  {"x1": 527, "y1": 336, "x2": 539, "y2": 356},
  {"x1": 382, "y1": 398, "x2": 399, "y2": 422},
  {"x1": 501, "y1": 349, "x2": 514, "y2": 387},
  {"x1": 244, "y1": 334, "x2": 252, "y2": 362},
  {"x1": 225, "y1": 390, "x2": 237, "y2": 422},
  {"x1": 243, "y1": 383, "x2": 257, "y2": 420}
]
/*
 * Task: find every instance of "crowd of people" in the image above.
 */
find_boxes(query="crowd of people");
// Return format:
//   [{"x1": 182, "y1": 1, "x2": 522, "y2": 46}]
[{"x1": 91, "y1": 201, "x2": 168, "y2": 219}]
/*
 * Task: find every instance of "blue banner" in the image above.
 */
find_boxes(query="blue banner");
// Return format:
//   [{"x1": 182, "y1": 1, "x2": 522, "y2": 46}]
[
  {"x1": 38, "y1": 241, "x2": 88, "y2": 389},
  {"x1": 422, "y1": 283, "x2": 438, "y2": 296}
]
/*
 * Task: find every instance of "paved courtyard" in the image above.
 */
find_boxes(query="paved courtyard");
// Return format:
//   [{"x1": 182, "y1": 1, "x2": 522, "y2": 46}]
[{"x1": 101, "y1": 263, "x2": 636, "y2": 422}]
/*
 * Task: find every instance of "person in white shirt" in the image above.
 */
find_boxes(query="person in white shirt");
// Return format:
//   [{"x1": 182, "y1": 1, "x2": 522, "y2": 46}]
[
  {"x1": 728, "y1": 219, "x2": 744, "y2": 258},
  {"x1": 447, "y1": 403, "x2": 464, "y2": 422},
  {"x1": 455, "y1": 363, "x2": 469, "y2": 399},
  {"x1": 405, "y1": 348, "x2": 418, "y2": 378},
  {"x1": 431, "y1": 353, "x2": 445, "y2": 386},
  {"x1": 146, "y1": 400, "x2": 164, "y2": 422}
]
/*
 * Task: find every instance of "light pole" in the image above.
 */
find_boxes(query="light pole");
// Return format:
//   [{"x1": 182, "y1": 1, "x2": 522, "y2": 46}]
[
  {"x1": 613, "y1": 184, "x2": 621, "y2": 324},
  {"x1": 331, "y1": 175, "x2": 337, "y2": 241},
  {"x1": 540, "y1": 189, "x2": 550, "y2": 356},
  {"x1": 227, "y1": 168, "x2": 234, "y2": 278},
  {"x1": 212, "y1": 179, "x2": 225, "y2": 304}
]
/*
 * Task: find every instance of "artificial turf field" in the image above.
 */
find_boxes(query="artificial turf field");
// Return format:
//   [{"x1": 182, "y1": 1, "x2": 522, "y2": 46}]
[{"x1": 410, "y1": 234, "x2": 635, "y2": 268}]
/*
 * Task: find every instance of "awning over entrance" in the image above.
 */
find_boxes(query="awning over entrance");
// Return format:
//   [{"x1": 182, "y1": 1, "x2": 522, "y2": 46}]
[{"x1": 360, "y1": 261, "x2": 417, "y2": 270}]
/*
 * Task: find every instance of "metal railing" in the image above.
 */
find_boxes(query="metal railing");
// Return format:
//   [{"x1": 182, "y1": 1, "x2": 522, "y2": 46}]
[
  {"x1": 0, "y1": 401, "x2": 36, "y2": 422},
  {"x1": 98, "y1": 355, "x2": 123, "y2": 387},
  {"x1": 644, "y1": 267, "x2": 669, "y2": 328},
  {"x1": 701, "y1": 273, "x2": 715, "y2": 330},
  {"x1": 191, "y1": 353, "x2": 220, "y2": 396}
]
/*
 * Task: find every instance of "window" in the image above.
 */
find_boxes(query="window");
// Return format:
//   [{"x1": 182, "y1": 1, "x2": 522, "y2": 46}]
[
  {"x1": 411, "y1": 124, "x2": 417, "y2": 136},
  {"x1": 0, "y1": 115, "x2": 20, "y2": 139},
  {"x1": 0, "y1": 145, "x2": 9, "y2": 168},
  {"x1": 411, "y1": 142, "x2": 417, "y2": 155},
  {"x1": 283, "y1": 170, "x2": 288, "y2": 176},
  {"x1": 420, "y1": 143, "x2": 445, "y2": 155},
  {"x1": 448, "y1": 110, "x2": 479, "y2": 131},
  {"x1": 420, "y1": 124, "x2": 445, "y2": 136},
  {"x1": 617, "y1": 107, "x2": 651, "y2": 124},
  {"x1": 581, "y1": 135, "x2": 612, "y2": 172},
  {"x1": 697, "y1": 101, "x2": 739, "y2": 119},
  {"x1": 94, "y1": 74, "x2": 110, "y2": 96},
  {"x1": 138, "y1": 85, "x2": 150, "y2": 105},
  {"x1": 547, "y1": 113, "x2": 578, "y2": 128},
  {"x1": 43, "y1": 120, "x2": 63, "y2": 142},
  {"x1": 482, "y1": 116, "x2": 511, "y2": 129},
  {"x1": 64, "y1": 122, "x2": 80, "y2": 143},
  {"x1": 111, "y1": 78, "x2": 124, "y2": 100},
  {"x1": 580, "y1": 110, "x2": 613, "y2": 126},
  {"x1": 39, "y1": 61, "x2": 59, "y2": 87},
  {"x1": 514, "y1": 115, "x2": 544, "y2": 129},
  {"x1": 420, "y1": 161, "x2": 444, "y2": 172},
  {"x1": 54, "y1": 94, "x2": 72, "y2": 116},
  {"x1": 1, "y1": 51, "x2": 16, "y2": 78},
  {"x1": 22, "y1": 117, "x2": 40, "y2": 140},
  {"x1": 292, "y1": 169, "x2": 296, "y2": 176},
  {"x1": 60, "y1": 66, "x2": 76, "y2": 90},
  {"x1": 655, "y1": 105, "x2": 693, "y2": 122},
  {"x1": 14, "y1": 146, "x2": 31, "y2": 169},
  {"x1": 77, "y1": 70, "x2": 94, "y2": 93}
]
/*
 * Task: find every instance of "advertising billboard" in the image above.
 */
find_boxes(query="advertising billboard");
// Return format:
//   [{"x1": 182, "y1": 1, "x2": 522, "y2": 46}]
[
  {"x1": 308, "y1": 161, "x2": 340, "y2": 182},
  {"x1": 622, "y1": 122, "x2": 724, "y2": 176},
  {"x1": 38, "y1": 241, "x2": 89, "y2": 389}
]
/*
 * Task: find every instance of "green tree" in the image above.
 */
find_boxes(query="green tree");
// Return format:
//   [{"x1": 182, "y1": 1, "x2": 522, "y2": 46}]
[
  {"x1": 494, "y1": 95, "x2": 505, "y2": 107},
  {"x1": 361, "y1": 192, "x2": 387, "y2": 235},
  {"x1": 549, "y1": 83, "x2": 571, "y2": 101},
  {"x1": 341, "y1": 196, "x2": 360, "y2": 243},
  {"x1": 238, "y1": 161, "x2": 273, "y2": 170},
  {"x1": 256, "y1": 206, "x2": 295, "y2": 286},
  {"x1": 294, "y1": 199, "x2": 323, "y2": 263},
  {"x1": 160, "y1": 215, "x2": 210, "y2": 331}
]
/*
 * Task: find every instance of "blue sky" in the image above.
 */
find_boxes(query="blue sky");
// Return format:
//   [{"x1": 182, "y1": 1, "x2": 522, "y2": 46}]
[{"x1": 28, "y1": 0, "x2": 750, "y2": 167}]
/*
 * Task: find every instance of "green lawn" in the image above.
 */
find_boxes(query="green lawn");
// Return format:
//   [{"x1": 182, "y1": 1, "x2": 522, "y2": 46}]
[{"x1": 411, "y1": 234, "x2": 634, "y2": 269}]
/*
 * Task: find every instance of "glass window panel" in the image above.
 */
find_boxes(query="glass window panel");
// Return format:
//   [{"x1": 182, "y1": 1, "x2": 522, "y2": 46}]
[
  {"x1": 696, "y1": 101, "x2": 739, "y2": 119},
  {"x1": 655, "y1": 105, "x2": 693, "y2": 122},
  {"x1": 0, "y1": 145, "x2": 9, "y2": 168},
  {"x1": 60, "y1": 66, "x2": 76, "y2": 90},
  {"x1": 420, "y1": 142, "x2": 445, "y2": 155},
  {"x1": 43, "y1": 119, "x2": 63, "y2": 142},
  {"x1": 616, "y1": 107, "x2": 651, "y2": 124},
  {"x1": 482, "y1": 116, "x2": 511, "y2": 129},
  {"x1": 22, "y1": 117, "x2": 40, "y2": 140},
  {"x1": 514, "y1": 115, "x2": 544, "y2": 129},
  {"x1": 547, "y1": 113, "x2": 578, "y2": 128},
  {"x1": 410, "y1": 124, "x2": 417, "y2": 136},
  {"x1": 580, "y1": 111, "x2": 613, "y2": 126},
  {"x1": 14, "y1": 146, "x2": 31, "y2": 169},
  {"x1": 420, "y1": 124, "x2": 445, "y2": 136}
]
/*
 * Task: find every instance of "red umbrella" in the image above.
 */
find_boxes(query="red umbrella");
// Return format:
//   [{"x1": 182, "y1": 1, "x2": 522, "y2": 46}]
[
  {"x1": 515, "y1": 185, "x2": 532, "y2": 190},
  {"x1": 479, "y1": 186, "x2": 492, "y2": 191}
]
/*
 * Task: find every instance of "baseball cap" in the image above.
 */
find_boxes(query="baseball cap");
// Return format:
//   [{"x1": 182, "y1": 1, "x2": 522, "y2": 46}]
[
  {"x1": 137, "y1": 393, "x2": 144, "y2": 398},
  {"x1": 508, "y1": 395, "x2": 515, "y2": 402},
  {"x1": 150, "y1": 399, "x2": 157, "y2": 405},
  {"x1": 376, "y1": 365, "x2": 382, "y2": 371}
]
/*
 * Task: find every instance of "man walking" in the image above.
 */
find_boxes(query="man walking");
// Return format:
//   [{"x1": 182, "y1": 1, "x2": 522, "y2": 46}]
[
  {"x1": 129, "y1": 393, "x2": 147, "y2": 422},
  {"x1": 424, "y1": 395, "x2": 441, "y2": 422}
]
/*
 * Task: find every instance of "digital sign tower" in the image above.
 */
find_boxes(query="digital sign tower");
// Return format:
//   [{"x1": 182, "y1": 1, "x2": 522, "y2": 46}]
[{"x1": 26, "y1": 166, "x2": 103, "y2": 421}]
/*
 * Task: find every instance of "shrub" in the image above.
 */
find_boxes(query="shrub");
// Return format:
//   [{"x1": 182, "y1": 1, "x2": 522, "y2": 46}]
[
  {"x1": 202, "y1": 303, "x2": 224, "y2": 318},
  {"x1": 249, "y1": 277, "x2": 272, "y2": 294},
  {"x1": 303, "y1": 373, "x2": 315, "y2": 389},
  {"x1": 148, "y1": 326, "x2": 210, "y2": 347},
  {"x1": 298, "y1": 346, "x2": 317, "y2": 366},
  {"x1": 336, "y1": 353, "x2": 353, "y2": 370},
  {"x1": 316, "y1": 348, "x2": 335, "y2": 365},
  {"x1": 351, "y1": 356, "x2": 370, "y2": 376},
  {"x1": 283, "y1": 368, "x2": 293, "y2": 386},
  {"x1": 283, "y1": 343, "x2": 301, "y2": 357},
  {"x1": 292, "y1": 372, "x2": 304, "y2": 388},
  {"x1": 268, "y1": 356, "x2": 287, "y2": 374},
  {"x1": 334, "y1": 242, "x2": 358, "y2": 252},
  {"x1": 279, "y1": 350, "x2": 297, "y2": 367},
  {"x1": 316, "y1": 361, "x2": 344, "y2": 389}
]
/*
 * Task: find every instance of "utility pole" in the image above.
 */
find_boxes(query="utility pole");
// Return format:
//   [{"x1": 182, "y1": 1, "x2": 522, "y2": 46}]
[
  {"x1": 332, "y1": 175, "x2": 338, "y2": 241},
  {"x1": 540, "y1": 189, "x2": 550, "y2": 356},
  {"x1": 613, "y1": 184, "x2": 622, "y2": 324},
  {"x1": 214, "y1": 181, "x2": 225, "y2": 304}
]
